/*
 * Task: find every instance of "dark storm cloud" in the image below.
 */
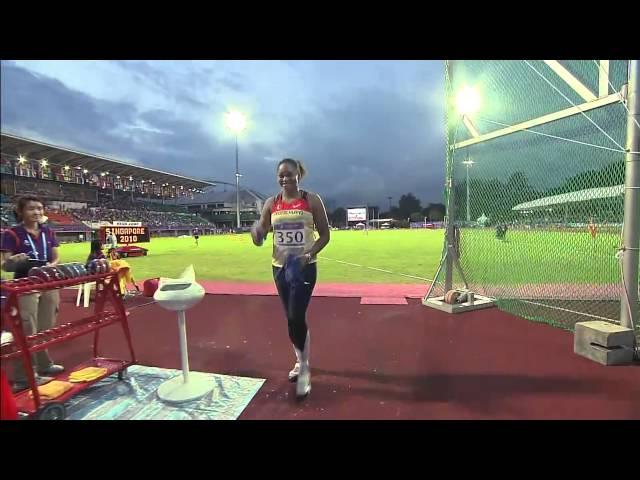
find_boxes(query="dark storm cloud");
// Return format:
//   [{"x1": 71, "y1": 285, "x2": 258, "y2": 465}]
[
  {"x1": 218, "y1": 72, "x2": 249, "y2": 92},
  {"x1": 275, "y1": 86, "x2": 446, "y2": 207},
  {"x1": 1, "y1": 62, "x2": 137, "y2": 156},
  {"x1": 0, "y1": 62, "x2": 232, "y2": 177}
]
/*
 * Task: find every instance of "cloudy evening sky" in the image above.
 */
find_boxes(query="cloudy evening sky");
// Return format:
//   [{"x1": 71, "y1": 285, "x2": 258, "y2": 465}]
[{"x1": 1, "y1": 60, "x2": 446, "y2": 210}]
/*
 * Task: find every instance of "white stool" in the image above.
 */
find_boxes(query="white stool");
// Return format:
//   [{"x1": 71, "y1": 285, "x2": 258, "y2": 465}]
[
  {"x1": 153, "y1": 265, "x2": 210, "y2": 404},
  {"x1": 76, "y1": 282, "x2": 95, "y2": 308}
]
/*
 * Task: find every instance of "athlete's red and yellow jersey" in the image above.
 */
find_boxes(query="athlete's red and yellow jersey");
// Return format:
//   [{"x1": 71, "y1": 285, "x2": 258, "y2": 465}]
[{"x1": 270, "y1": 191, "x2": 316, "y2": 267}]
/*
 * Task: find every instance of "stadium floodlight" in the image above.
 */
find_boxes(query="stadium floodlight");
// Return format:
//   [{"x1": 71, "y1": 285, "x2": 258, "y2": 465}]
[
  {"x1": 41, "y1": 159, "x2": 48, "y2": 167},
  {"x1": 224, "y1": 110, "x2": 249, "y2": 230},
  {"x1": 224, "y1": 111, "x2": 247, "y2": 133},
  {"x1": 455, "y1": 86, "x2": 481, "y2": 116},
  {"x1": 18, "y1": 156, "x2": 26, "y2": 164}
]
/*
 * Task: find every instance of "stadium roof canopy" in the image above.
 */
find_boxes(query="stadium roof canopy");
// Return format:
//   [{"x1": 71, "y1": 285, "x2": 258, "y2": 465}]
[
  {"x1": 1, "y1": 132, "x2": 218, "y2": 190},
  {"x1": 176, "y1": 186, "x2": 268, "y2": 205},
  {"x1": 512, "y1": 185, "x2": 624, "y2": 211}
]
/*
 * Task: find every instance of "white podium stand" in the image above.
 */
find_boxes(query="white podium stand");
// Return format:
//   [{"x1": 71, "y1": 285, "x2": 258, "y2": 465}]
[{"x1": 154, "y1": 266, "x2": 211, "y2": 404}]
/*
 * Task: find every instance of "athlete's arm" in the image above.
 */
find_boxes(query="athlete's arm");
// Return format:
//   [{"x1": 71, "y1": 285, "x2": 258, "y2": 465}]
[
  {"x1": 251, "y1": 197, "x2": 273, "y2": 246},
  {"x1": 305, "y1": 193, "x2": 330, "y2": 258}
]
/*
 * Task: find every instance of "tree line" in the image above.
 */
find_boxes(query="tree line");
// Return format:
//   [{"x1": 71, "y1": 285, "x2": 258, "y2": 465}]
[
  {"x1": 327, "y1": 194, "x2": 446, "y2": 227},
  {"x1": 451, "y1": 160, "x2": 625, "y2": 223}
]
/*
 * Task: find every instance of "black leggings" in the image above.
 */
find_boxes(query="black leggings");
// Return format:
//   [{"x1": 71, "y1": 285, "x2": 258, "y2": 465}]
[{"x1": 272, "y1": 263, "x2": 317, "y2": 351}]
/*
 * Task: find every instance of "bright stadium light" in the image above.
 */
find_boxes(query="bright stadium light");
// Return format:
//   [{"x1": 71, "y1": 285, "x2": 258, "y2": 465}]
[
  {"x1": 41, "y1": 159, "x2": 48, "y2": 167},
  {"x1": 18, "y1": 156, "x2": 26, "y2": 164},
  {"x1": 83, "y1": 169, "x2": 89, "y2": 174},
  {"x1": 224, "y1": 110, "x2": 247, "y2": 133},
  {"x1": 456, "y1": 86, "x2": 481, "y2": 116}
]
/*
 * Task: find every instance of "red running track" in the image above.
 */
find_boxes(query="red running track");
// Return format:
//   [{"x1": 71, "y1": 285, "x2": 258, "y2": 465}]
[
  {"x1": 18, "y1": 290, "x2": 639, "y2": 420},
  {"x1": 197, "y1": 280, "x2": 427, "y2": 299}
]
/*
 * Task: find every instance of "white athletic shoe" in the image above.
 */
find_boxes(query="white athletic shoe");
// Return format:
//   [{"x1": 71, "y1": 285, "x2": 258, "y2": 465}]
[
  {"x1": 295, "y1": 332, "x2": 311, "y2": 398},
  {"x1": 288, "y1": 341, "x2": 302, "y2": 382},
  {"x1": 289, "y1": 362, "x2": 300, "y2": 382}
]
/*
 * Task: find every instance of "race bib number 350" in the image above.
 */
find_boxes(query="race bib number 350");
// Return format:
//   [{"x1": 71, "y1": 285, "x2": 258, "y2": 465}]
[{"x1": 274, "y1": 222, "x2": 306, "y2": 247}]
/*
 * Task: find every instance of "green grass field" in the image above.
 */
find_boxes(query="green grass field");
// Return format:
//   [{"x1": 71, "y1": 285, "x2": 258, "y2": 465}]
[
  {"x1": 54, "y1": 230, "x2": 444, "y2": 284},
  {"x1": 458, "y1": 229, "x2": 621, "y2": 285},
  {"x1": 2, "y1": 229, "x2": 622, "y2": 285}
]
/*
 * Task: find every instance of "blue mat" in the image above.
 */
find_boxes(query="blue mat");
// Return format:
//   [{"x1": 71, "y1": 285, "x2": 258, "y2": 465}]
[{"x1": 65, "y1": 365, "x2": 265, "y2": 420}]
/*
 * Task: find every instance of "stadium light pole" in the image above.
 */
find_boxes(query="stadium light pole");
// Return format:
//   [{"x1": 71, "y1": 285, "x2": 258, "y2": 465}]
[
  {"x1": 620, "y1": 59, "x2": 639, "y2": 331},
  {"x1": 225, "y1": 111, "x2": 247, "y2": 230},
  {"x1": 441, "y1": 81, "x2": 481, "y2": 291},
  {"x1": 462, "y1": 156, "x2": 474, "y2": 223}
]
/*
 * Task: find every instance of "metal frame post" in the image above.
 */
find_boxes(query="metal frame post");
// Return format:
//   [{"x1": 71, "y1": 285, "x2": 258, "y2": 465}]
[{"x1": 620, "y1": 60, "x2": 639, "y2": 330}]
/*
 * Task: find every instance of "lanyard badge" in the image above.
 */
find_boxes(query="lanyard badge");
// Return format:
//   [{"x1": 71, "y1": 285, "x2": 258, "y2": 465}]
[{"x1": 26, "y1": 231, "x2": 48, "y2": 262}]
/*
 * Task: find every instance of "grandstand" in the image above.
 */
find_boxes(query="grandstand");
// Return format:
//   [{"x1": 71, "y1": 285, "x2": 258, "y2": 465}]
[
  {"x1": 512, "y1": 185, "x2": 623, "y2": 226},
  {"x1": 175, "y1": 186, "x2": 268, "y2": 228},
  {"x1": 0, "y1": 132, "x2": 245, "y2": 239}
]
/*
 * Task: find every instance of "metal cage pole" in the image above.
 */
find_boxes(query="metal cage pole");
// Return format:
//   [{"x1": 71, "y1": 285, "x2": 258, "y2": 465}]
[{"x1": 620, "y1": 59, "x2": 639, "y2": 330}]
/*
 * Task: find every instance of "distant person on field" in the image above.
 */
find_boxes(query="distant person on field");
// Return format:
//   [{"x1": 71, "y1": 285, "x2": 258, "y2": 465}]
[
  {"x1": 588, "y1": 218, "x2": 597, "y2": 239},
  {"x1": 105, "y1": 231, "x2": 118, "y2": 250}
]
